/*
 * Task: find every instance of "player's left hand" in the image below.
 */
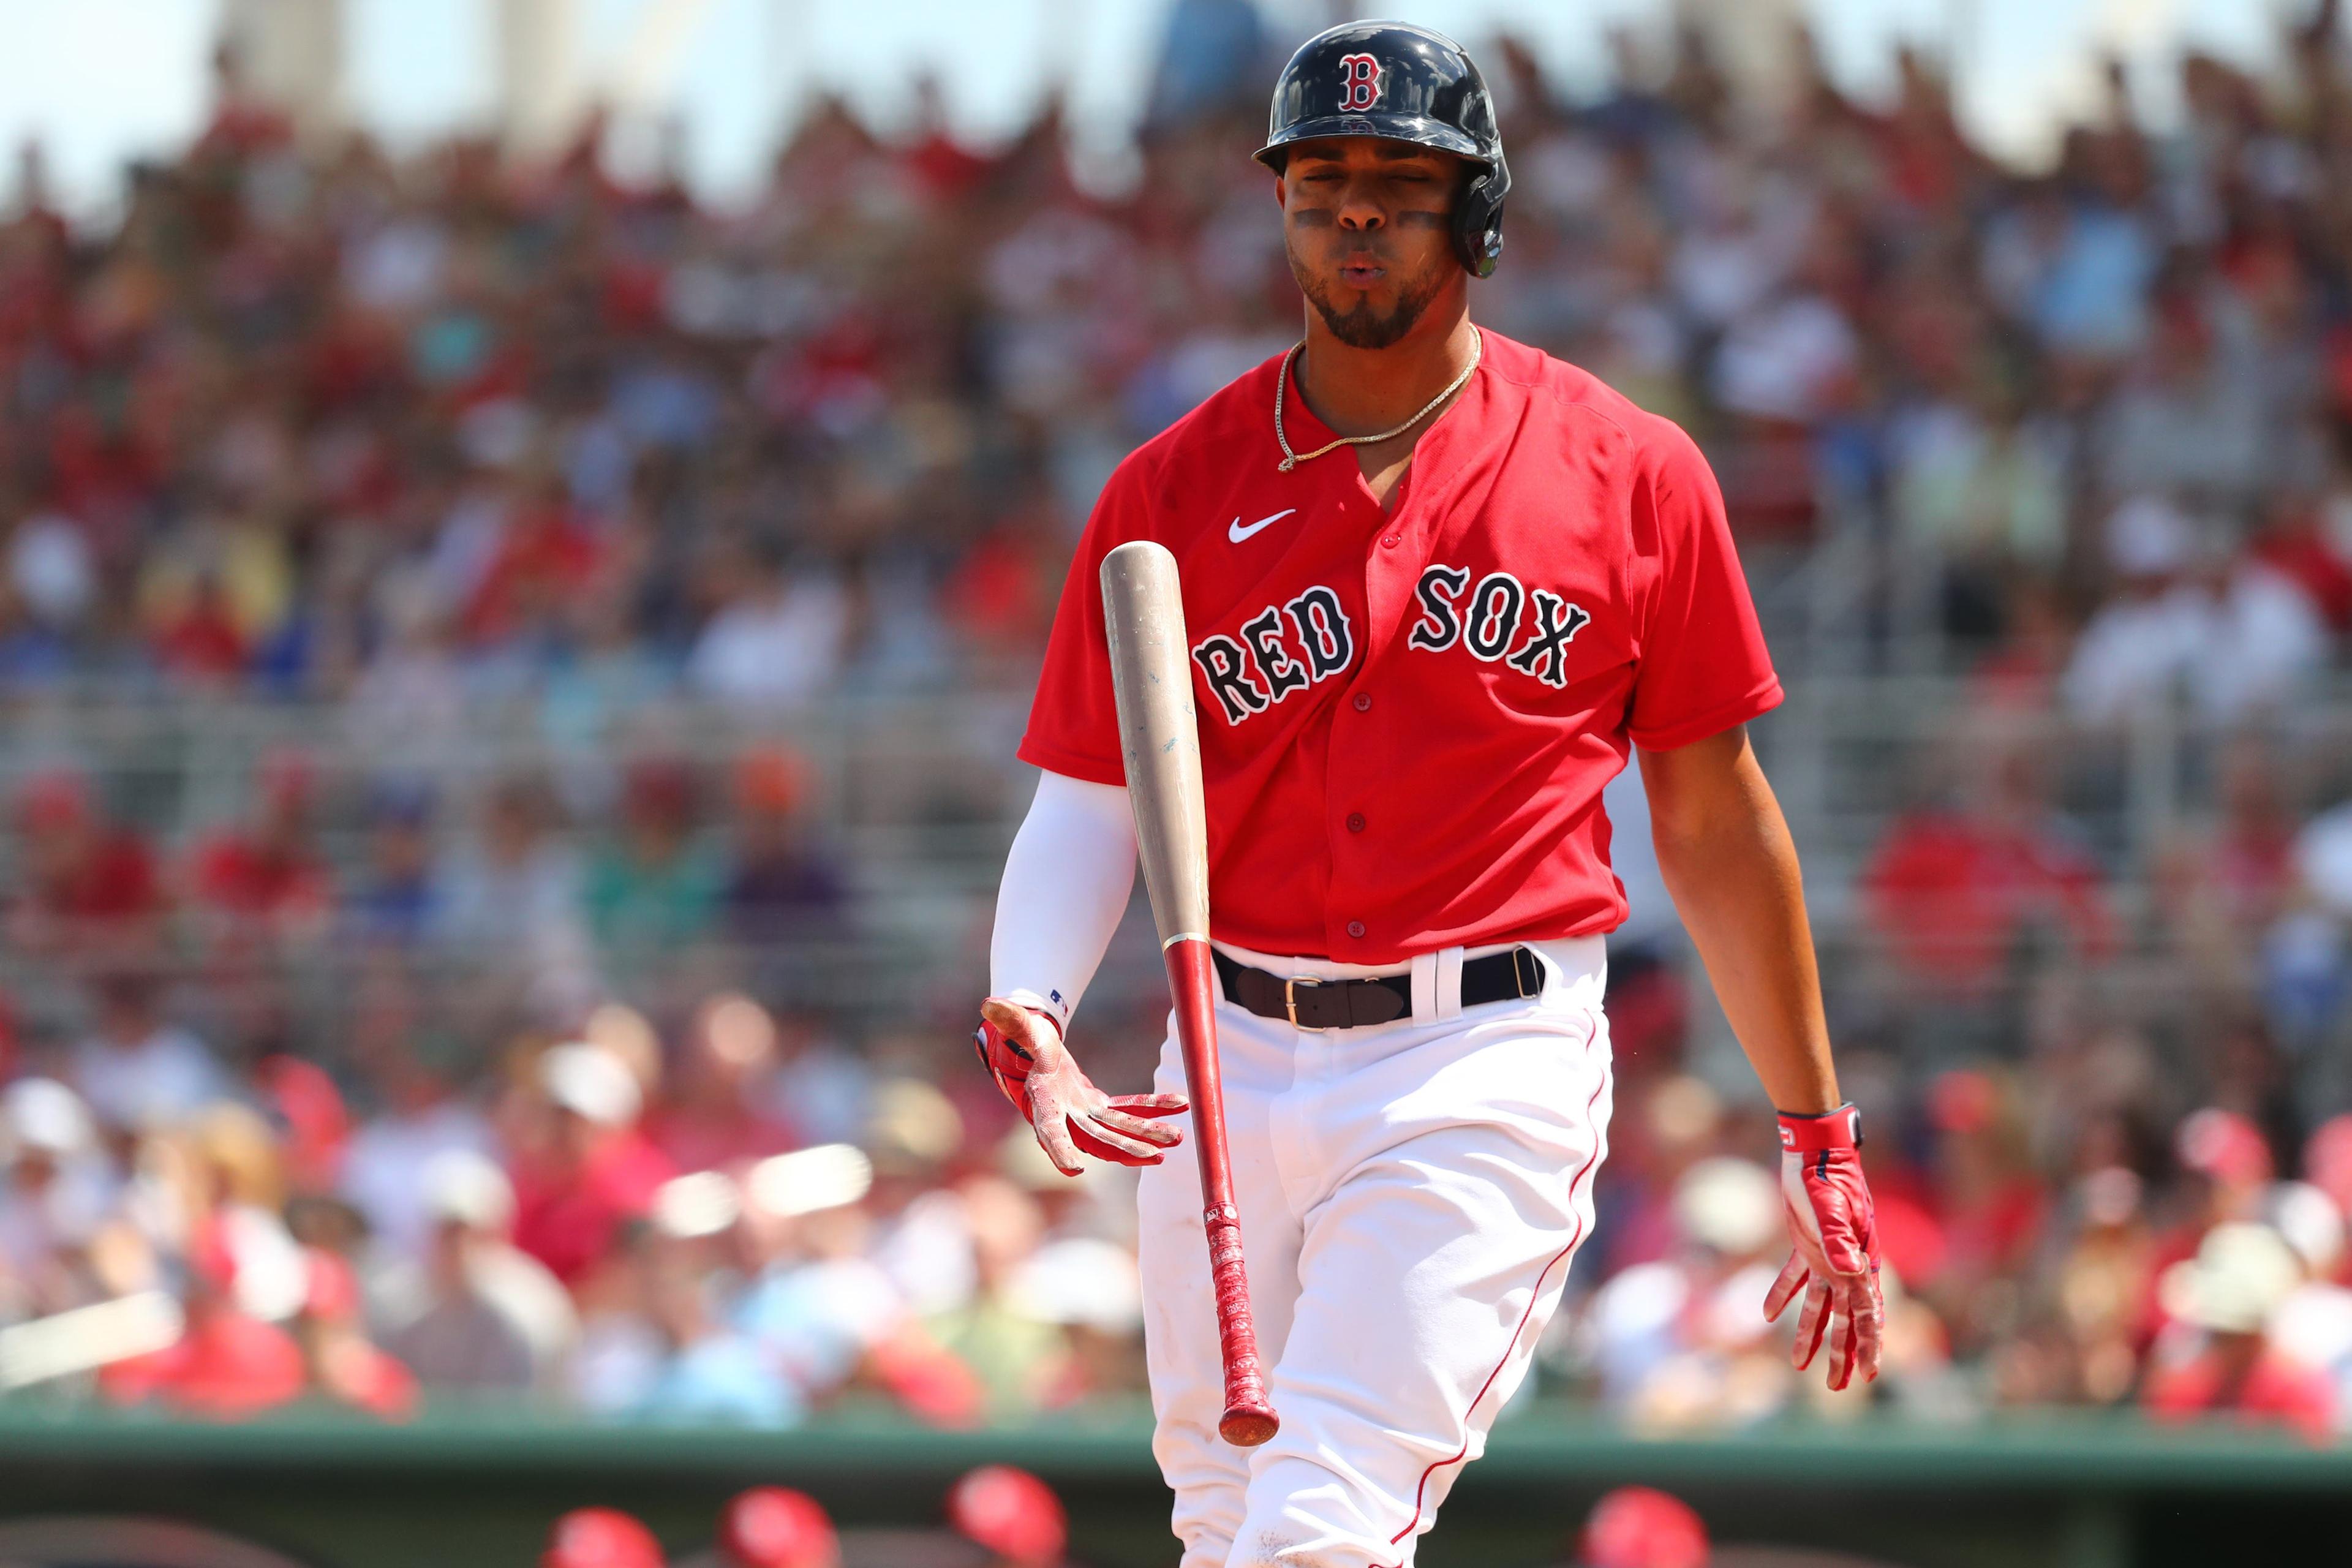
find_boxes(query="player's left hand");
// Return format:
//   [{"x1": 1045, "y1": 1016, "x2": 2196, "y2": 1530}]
[
  {"x1": 1764, "y1": 1104, "x2": 1883, "y2": 1392},
  {"x1": 975, "y1": 997, "x2": 1189, "y2": 1176}
]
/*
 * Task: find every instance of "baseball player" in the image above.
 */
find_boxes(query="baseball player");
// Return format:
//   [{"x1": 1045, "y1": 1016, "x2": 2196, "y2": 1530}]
[{"x1": 976, "y1": 21, "x2": 1881, "y2": 1568}]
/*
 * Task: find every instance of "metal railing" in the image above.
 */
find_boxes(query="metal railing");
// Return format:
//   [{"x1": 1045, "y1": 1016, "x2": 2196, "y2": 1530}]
[{"x1": 0, "y1": 668, "x2": 2340, "y2": 1057}]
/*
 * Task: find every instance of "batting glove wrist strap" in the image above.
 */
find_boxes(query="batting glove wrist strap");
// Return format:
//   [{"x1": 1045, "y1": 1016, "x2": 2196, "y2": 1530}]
[{"x1": 1777, "y1": 1103, "x2": 1863, "y2": 1155}]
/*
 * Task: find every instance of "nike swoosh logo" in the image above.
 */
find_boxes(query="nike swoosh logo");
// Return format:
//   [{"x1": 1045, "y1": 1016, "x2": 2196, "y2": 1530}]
[{"x1": 1229, "y1": 508, "x2": 1297, "y2": 543}]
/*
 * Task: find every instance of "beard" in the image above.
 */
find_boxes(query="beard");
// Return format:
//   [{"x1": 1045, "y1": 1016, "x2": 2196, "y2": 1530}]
[{"x1": 1290, "y1": 246, "x2": 1451, "y2": 349}]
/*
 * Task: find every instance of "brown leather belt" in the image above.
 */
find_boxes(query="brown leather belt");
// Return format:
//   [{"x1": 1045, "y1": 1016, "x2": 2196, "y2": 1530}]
[{"x1": 1211, "y1": 947, "x2": 1547, "y2": 1031}]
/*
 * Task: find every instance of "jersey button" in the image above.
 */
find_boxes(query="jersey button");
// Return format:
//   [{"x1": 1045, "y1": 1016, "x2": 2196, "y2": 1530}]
[
  {"x1": 1346, "y1": 921, "x2": 1366, "y2": 939},
  {"x1": 1346, "y1": 813, "x2": 1366, "y2": 833},
  {"x1": 1352, "y1": 692, "x2": 1372, "y2": 712},
  {"x1": 1381, "y1": 533, "x2": 1401, "y2": 548}
]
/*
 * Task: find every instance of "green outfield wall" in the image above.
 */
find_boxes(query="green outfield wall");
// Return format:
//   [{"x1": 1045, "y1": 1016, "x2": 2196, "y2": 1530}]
[{"x1": 0, "y1": 1407, "x2": 2338, "y2": 1568}]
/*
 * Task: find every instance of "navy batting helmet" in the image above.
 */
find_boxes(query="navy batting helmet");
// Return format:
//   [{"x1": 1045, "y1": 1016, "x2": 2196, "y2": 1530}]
[{"x1": 1254, "y1": 20, "x2": 1510, "y2": 279}]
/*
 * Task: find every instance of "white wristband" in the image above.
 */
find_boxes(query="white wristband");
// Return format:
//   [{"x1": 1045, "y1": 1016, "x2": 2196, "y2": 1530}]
[
  {"x1": 998, "y1": 989, "x2": 1068, "y2": 1039},
  {"x1": 989, "y1": 771, "x2": 1137, "y2": 1033}
]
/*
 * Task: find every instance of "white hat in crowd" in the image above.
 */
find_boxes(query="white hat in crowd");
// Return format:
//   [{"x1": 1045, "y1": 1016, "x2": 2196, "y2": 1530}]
[
  {"x1": 2266, "y1": 1182, "x2": 2346, "y2": 1280},
  {"x1": 422, "y1": 1148, "x2": 517, "y2": 1233},
  {"x1": 1672, "y1": 1157, "x2": 1782, "y2": 1259},
  {"x1": 540, "y1": 1042, "x2": 643, "y2": 1128},
  {"x1": 2160, "y1": 1223, "x2": 2303, "y2": 1335},
  {"x1": 2, "y1": 1079, "x2": 94, "y2": 1162}
]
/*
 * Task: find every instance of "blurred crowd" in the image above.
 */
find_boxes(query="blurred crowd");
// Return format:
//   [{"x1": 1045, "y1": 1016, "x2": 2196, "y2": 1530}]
[
  {"x1": 13, "y1": 0, "x2": 2352, "y2": 1444},
  {"x1": 0, "y1": 992, "x2": 1152, "y2": 1429}
]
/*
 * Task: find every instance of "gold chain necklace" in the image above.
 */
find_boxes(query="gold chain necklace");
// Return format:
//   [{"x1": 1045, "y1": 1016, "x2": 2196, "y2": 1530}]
[{"x1": 1273, "y1": 328, "x2": 1483, "y2": 472}]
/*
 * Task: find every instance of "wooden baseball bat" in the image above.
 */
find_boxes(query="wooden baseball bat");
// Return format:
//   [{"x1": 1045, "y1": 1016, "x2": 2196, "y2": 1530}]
[{"x1": 1099, "y1": 539, "x2": 1278, "y2": 1448}]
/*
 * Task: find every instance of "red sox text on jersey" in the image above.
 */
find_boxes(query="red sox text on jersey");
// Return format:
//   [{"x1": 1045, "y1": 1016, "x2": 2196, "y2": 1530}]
[{"x1": 1192, "y1": 568, "x2": 1593, "y2": 725}]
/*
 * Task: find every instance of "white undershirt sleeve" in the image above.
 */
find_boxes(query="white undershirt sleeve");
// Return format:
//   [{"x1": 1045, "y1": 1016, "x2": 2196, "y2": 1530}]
[{"x1": 989, "y1": 769, "x2": 1139, "y2": 1032}]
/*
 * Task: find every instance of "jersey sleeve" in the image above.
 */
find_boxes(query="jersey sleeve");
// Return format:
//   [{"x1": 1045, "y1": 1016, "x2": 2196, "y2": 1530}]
[
  {"x1": 1624, "y1": 422, "x2": 1784, "y2": 751},
  {"x1": 1015, "y1": 456, "x2": 1152, "y2": 785}
]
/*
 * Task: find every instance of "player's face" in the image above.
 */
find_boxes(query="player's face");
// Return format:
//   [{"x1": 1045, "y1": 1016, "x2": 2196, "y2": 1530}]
[{"x1": 1276, "y1": 138, "x2": 1465, "y2": 350}]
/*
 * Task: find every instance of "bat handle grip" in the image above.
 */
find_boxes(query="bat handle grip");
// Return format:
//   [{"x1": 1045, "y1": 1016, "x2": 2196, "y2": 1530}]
[
  {"x1": 1165, "y1": 938, "x2": 1280, "y2": 1448},
  {"x1": 1207, "y1": 1201, "x2": 1278, "y2": 1446}
]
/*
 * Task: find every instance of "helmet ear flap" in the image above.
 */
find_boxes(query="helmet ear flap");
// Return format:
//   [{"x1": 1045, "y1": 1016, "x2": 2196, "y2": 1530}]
[{"x1": 1453, "y1": 154, "x2": 1509, "y2": 278}]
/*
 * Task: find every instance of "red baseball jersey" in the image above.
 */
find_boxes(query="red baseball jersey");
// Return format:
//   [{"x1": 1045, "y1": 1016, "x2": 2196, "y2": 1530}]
[{"x1": 1020, "y1": 330, "x2": 1780, "y2": 963}]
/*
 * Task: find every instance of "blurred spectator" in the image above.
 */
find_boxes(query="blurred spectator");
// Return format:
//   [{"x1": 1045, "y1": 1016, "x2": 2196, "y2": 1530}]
[
  {"x1": 183, "y1": 752, "x2": 334, "y2": 945},
  {"x1": 2063, "y1": 497, "x2": 2328, "y2": 723},
  {"x1": 2266, "y1": 1180, "x2": 2352, "y2": 1425},
  {"x1": 732, "y1": 1143, "x2": 916, "y2": 1408},
  {"x1": 102, "y1": 1216, "x2": 304, "y2": 1420},
  {"x1": 382, "y1": 1149, "x2": 577, "y2": 1395},
  {"x1": 1579, "y1": 1156, "x2": 1790, "y2": 1429},
  {"x1": 636, "y1": 1216, "x2": 798, "y2": 1427},
  {"x1": 1860, "y1": 748, "x2": 2111, "y2": 1009},
  {"x1": 723, "y1": 750, "x2": 848, "y2": 945},
  {"x1": 429, "y1": 775, "x2": 595, "y2": 1010},
  {"x1": 1918, "y1": 1071, "x2": 2048, "y2": 1349},
  {"x1": 645, "y1": 994, "x2": 797, "y2": 1175},
  {"x1": 344, "y1": 780, "x2": 439, "y2": 947},
  {"x1": 67, "y1": 973, "x2": 225, "y2": 1135},
  {"x1": 587, "y1": 759, "x2": 724, "y2": 957},
  {"x1": 0, "y1": 1077, "x2": 110, "y2": 1315},
  {"x1": 865, "y1": 1080, "x2": 976, "y2": 1318},
  {"x1": 8, "y1": 774, "x2": 166, "y2": 963},
  {"x1": 2150, "y1": 738, "x2": 2299, "y2": 991},
  {"x1": 339, "y1": 1030, "x2": 494, "y2": 1259},
  {"x1": 2144, "y1": 1222, "x2": 2337, "y2": 1441},
  {"x1": 687, "y1": 541, "x2": 847, "y2": 709},
  {"x1": 509, "y1": 1043, "x2": 676, "y2": 1287},
  {"x1": 298, "y1": 1245, "x2": 418, "y2": 1420},
  {"x1": 2166, "y1": 1107, "x2": 2277, "y2": 1251},
  {"x1": 925, "y1": 1175, "x2": 1060, "y2": 1420},
  {"x1": 2041, "y1": 1167, "x2": 2156, "y2": 1405}
]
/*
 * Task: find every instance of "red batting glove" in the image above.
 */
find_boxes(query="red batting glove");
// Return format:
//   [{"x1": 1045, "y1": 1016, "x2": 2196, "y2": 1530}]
[
  {"x1": 974, "y1": 998, "x2": 1188, "y2": 1175},
  {"x1": 1764, "y1": 1104, "x2": 1885, "y2": 1392}
]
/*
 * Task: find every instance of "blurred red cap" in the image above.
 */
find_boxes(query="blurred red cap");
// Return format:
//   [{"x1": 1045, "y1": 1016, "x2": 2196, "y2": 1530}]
[
  {"x1": 733, "y1": 748, "x2": 809, "y2": 816},
  {"x1": 948, "y1": 1465, "x2": 1066, "y2": 1566},
  {"x1": 718, "y1": 1487, "x2": 837, "y2": 1568},
  {"x1": 543, "y1": 1507, "x2": 666, "y2": 1568},
  {"x1": 1580, "y1": 1485, "x2": 1709, "y2": 1568},
  {"x1": 2176, "y1": 1107, "x2": 2274, "y2": 1186}
]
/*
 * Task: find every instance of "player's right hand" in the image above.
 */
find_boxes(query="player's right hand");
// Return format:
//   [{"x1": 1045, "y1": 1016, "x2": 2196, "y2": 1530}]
[{"x1": 975, "y1": 998, "x2": 1189, "y2": 1176}]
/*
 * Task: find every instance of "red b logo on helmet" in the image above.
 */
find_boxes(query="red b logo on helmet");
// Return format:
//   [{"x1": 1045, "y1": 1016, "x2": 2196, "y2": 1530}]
[{"x1": 1337, "y1": 53, "x2": 1382, "y2": 112}]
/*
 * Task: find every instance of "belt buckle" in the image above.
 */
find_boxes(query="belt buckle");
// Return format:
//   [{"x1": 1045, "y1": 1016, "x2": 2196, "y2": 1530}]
[{"x1": 1284, "y1": 975, "x2": 1322, "y2": 1028}]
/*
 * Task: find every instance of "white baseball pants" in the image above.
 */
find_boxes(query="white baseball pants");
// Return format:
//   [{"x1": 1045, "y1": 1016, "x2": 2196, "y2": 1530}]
[{"x1": 1136, "y1": 935, "x2": 1614, "y2": 1568}]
